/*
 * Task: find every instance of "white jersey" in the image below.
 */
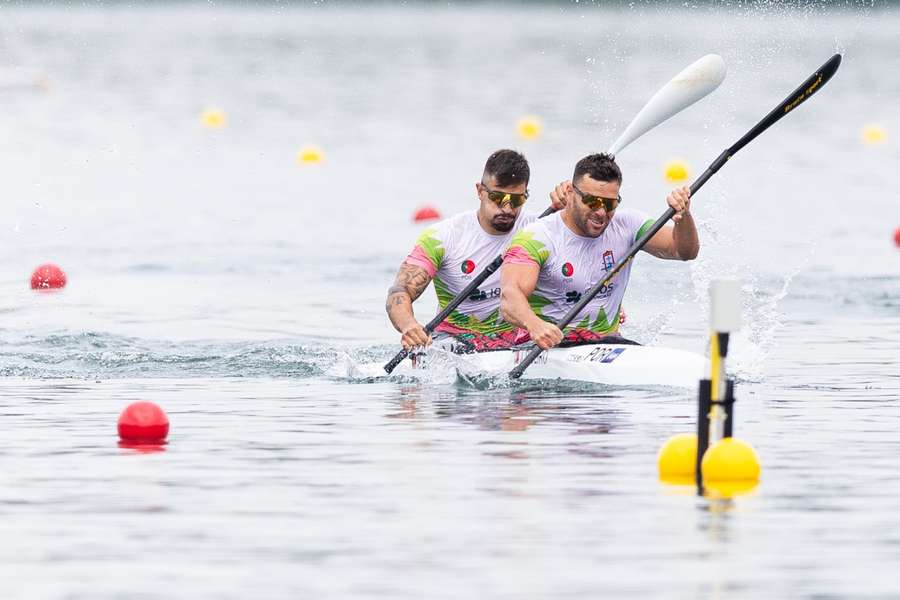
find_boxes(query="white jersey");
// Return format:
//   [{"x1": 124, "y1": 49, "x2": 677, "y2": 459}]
[
  {"x1": 505, "y1": 209, "x2": 654, "y2": 334},
  {"x1": 405, "y1": 210, "x2": 537, "y2": 335}
]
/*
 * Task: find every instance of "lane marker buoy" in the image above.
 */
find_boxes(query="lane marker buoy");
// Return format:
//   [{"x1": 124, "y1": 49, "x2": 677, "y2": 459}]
[
  {"x1": 297, "y1": 145, "x2": 324, "y2": 164},
  {"x1": 861, "y1": 124, "x2": 887, "y2": 145},
  {"x1": 30, "y1": 263, "x2": 67, "y2": 290},
  {"x1": 664, "y1": 159, "x2": 690, "y2": 183},
  {"x1": 516, "y1": 116, "x2": 542, "y2": 141},
  {"x1": 201, "y1": 108, "x2": 226, "y2": 129},
  {"x1": 118, "y1": 401, "x2": 169, "y2": 443},
  {"x1": 657, "y1": 280, "x2": 761, "y2": 497},
  {"x1": 657, "y1": 432, "x2": 698, "y2": 483},
  {"x1": 701, "y1": 437, "x2": 761, "y2": 483},
  {"x1": 412, "y1": 206, "x2": 441, "y2": 223}
]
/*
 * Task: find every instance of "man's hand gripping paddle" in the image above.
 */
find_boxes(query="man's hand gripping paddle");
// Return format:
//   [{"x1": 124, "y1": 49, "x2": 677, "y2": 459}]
[
  {"x1": 509, "y1": 53, "x2": 843, "y2": 380},
  {"x1": 385, "y1": 54, "x2": 728, "y2": 374}
]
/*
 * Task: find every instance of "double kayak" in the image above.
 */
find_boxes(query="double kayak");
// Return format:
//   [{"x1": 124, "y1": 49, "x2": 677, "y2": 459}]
[{"x1": 352, "y1": 340, "x2": 707, "y2": 389}]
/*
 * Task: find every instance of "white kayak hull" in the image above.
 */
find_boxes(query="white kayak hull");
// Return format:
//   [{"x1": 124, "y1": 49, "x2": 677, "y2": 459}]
[{"x1": 380, "y1": 342, "x2": 707, "y2": 389}]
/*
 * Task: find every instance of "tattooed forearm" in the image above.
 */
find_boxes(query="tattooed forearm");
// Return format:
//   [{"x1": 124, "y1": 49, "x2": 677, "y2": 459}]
[
  {"x1": 392, "y1": 264, "x2": 431, "y2": 301},
  {"x1": 385, "y1": 287, "x2": 411, "y2": 312},
  {"x1": 385, "y1": 263, "x2": 431, "y2": 315}
]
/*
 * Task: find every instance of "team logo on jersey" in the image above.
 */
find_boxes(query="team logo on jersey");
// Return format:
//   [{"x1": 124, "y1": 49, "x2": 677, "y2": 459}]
[
  {"x1": 461, "y1": 259, "x2": 476, "y2": 274},
  {"x1": 602, "y1": 250, "x2": 615, "y2": 271},
  {"x1": 561, "y1": 262, "x2": 574, "y2": 277}
]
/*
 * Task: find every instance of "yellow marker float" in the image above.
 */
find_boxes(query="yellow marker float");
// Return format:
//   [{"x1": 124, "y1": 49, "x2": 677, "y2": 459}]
[
  {"x1": 861, "y1": 124, "x2": 887, "y2": 145},
  {"x1": 297, "y1": 145, "x2": 324, "y2": 165},
  {"x1": 658, "y1": 432, "x2": 698, "y2": 484},
  {"x1": 516, "y1": 116, "x2": 542, "y2": 141},
  {"x1": 200, "y1": 108, "x2": 226, "y2": 129},
  {"x1": 663, "y1": 159, "x2": 690, "y2": 183},
  {"x1": 701, "y1": 437, "x2": 761, "y2": 482},
  {"x1": 657, "y1": 280, "x2": 761, "y2": 497}
]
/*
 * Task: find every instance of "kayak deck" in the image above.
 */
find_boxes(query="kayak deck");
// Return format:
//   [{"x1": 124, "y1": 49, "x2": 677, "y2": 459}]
[{"x1": 368, "y1": 342, "x2": 707, "y2": 389}]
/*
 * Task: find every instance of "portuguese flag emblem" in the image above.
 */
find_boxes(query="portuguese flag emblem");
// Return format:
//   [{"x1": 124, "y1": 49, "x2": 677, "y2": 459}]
[
  {"x1": 561, "y1": 262, "x2": 574, "y2": 277},
  {"x1": 461, "y1": 259, "x2": 476, "y2": 274}
]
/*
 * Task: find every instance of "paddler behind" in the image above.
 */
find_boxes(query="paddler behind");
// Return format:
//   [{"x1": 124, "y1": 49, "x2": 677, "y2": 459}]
[
  {"x1": 500, "y1": 153, "x2": 698, "y2": 350},
  {"x1": 386, "y1": 149, "x2": 564, "y2": 352}
]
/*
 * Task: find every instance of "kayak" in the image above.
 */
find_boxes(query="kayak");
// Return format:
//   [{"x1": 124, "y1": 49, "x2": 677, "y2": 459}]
[{"x1": 350, "y1": 340, "x2": 707, "y2": 389}]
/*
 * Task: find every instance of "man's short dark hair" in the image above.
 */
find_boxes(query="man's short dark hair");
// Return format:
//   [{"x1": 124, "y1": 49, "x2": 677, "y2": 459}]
[
  {"x1": 573, "y1": 153, "x2": 622, "y2": 185},
  {"x1": 483, "y1": 149, "x2": 530, "y2": 187}
]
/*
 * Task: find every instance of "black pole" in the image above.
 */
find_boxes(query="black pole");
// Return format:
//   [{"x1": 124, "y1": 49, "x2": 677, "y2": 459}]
[
  {"x1": 724, "y1": 379, "x2": 735, "y2": 438},
  {"x1": 696, "y1": 379, "x2": 712, "y2": 491}
]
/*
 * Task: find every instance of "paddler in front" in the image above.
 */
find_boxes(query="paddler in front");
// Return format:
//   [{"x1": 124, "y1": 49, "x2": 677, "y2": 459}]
[
  {"x1": 386, "y1": 149, "x2": 564, "y2": 352},
  {"x1": 500, "y1": 153, "x2": 698, "y2": 350}
]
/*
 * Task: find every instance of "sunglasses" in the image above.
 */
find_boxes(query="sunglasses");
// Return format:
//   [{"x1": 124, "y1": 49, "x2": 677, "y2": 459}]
[
  {"x1": 480, "y1": 182, "x2": 528, "y2": 208},
  {"x1": 572, "y1": 183, "x2": 622, "y2": 212}
]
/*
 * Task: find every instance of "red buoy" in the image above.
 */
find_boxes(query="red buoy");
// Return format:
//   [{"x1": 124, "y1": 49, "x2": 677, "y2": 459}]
[
  {"x1": 30, "y1": 263, "x2": 67, "y2": 290},
  {"x1": 412, "y1": 205, "x2": 441, "y2": 223},
  {"x1": 118, "y1": 401, "x2": 169, "y2": 442},
  {"x1": 894, "y1": 226, "x2": 900, "y2": 247}
]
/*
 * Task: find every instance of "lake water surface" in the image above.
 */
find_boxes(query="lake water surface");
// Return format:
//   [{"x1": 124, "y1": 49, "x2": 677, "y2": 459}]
[{"x1": 2, "y1": 3, "x2": 899, "y2": 598}]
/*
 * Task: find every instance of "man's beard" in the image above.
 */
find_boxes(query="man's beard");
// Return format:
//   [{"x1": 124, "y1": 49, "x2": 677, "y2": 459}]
[
  {"x1": 574, "y1": 207, "x2": 608, "y2": 238},
  {"x1": 492, "y1": 215, "x2": 516, "y2": 232}
]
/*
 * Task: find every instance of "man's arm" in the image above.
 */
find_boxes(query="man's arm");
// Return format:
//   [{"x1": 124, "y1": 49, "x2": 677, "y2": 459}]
[
  {"x1": 500, "y1": 263, "x2": 563, "y2": 350},
  {"x1": 386, "y1": 263, "x2": 433, "y2": 349},
  {"x1": 642, "y1": 186, "x2": 700, "y2": 260}
]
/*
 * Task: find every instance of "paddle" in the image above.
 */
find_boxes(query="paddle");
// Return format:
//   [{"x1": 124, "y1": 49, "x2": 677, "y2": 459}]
[
  {"x1": 509, "y1": 53, "x2": 843, "y2": 379},
  {"x1": 384, "y1": 54, "x2": 727, "y2": 374}
]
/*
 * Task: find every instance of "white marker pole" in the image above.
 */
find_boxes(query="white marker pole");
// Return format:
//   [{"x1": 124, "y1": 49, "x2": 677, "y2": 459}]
[{"x1": 709, "y1": 280, "x2": 742, "y2": 442}]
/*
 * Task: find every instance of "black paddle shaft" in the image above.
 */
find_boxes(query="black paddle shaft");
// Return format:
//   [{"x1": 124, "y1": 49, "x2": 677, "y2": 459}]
[
  {"x1": 383, "y1": 205, "x2": 558, "y2": 373},
  {"x1": 509, "y1": 53, "x2": 842, "y2": 379}
]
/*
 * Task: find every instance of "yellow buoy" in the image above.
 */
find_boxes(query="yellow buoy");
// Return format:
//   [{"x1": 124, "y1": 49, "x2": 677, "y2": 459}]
[
  {"x1": 200, "y1": 108, "x2": 226, "y2": 129},
  {"x1": 700, "y1": 437, "x2": 761, "y2": 482},
  {"x1": 862, "y1": 124, "x2": 887, "y2": 145},
  {"x1": 663, "y1": 159, "x2": 690, "y2": 183},
  {"x1": 297, "y1": 145, "x2": 324, "y2": 165},
  {"x1": 657, "y1": 432, "x2": 697, "y2": 482},
  {"x1": 516, "y1": 116, "x2": 542, "y2": 141}
]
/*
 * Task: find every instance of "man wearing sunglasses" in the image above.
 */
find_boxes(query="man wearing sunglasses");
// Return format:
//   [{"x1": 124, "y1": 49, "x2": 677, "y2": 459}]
[
  {"x1": 386, "y1": 149, "x2": 564, "y2": 351},
  {"x1": 501, "y1": 153, "x2": 698, "y2": 350}
]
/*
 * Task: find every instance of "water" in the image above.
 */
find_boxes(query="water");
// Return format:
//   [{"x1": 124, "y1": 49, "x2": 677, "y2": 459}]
[{"x1": 2, "y1": 3, "x2": 899, "y2": 598}]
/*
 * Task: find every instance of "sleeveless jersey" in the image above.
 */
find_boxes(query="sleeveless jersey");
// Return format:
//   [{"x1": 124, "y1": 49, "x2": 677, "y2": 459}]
[
  {"x1": 504, "y1": 209, "x2": 654, "y2": 335},
  {"x1": 405, "y1": 210, "x2": 537, "y2": 335}
]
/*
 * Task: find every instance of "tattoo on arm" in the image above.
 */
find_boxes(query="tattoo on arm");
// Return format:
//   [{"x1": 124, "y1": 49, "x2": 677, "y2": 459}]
[{"x1": 385, "y1": 263, "x2": 431, "y2": 313}]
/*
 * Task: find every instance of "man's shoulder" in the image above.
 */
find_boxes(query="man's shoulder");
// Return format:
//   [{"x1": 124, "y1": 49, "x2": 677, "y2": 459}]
[
  {"x1": 515, "y1": 212, "x2": 541, "y2": 229},
  {"x1": 517, "y1": 211, "x2": 559, "y2": 235},
  {"x1": 508, "y1": 214, "x2": 558, "y2": 255},
  {"x1": 613, "y1": 207, "x2": 651, "y2": 225},
  {"x1": 418, "y1": 210, "x2": 476, "y2": 240},
  {"x1": 610, "y1": 207, "x2": 653, "y2": 235}
]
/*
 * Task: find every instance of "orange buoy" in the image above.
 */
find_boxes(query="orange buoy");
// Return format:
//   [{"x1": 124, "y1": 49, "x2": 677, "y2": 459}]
[
  {"x1": 118, "y1": 401, "x2": 169, "y2": 442},
  {"x1": 412, "y1": 206, "x2": 441, "y2": 223},
  {"x1": 30, "y1": 263, "x2": 67, "y2": 290}
]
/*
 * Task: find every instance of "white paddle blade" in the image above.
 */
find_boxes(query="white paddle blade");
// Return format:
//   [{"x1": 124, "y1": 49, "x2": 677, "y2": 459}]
[{"x1": 607, "y1": 54, "x2": 727, "y2": 155}]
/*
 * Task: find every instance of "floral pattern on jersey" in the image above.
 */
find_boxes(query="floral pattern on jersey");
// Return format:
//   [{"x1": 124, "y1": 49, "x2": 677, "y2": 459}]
[
  {"x1": 414, "y1": 227, "x2": 445, "y2": 272},
  {"x1": 506, "y1": 230, "x2": 550, "y2": 266},
  {"x1": 433, "y1": 277, "x2": 514, "y2": 334}
]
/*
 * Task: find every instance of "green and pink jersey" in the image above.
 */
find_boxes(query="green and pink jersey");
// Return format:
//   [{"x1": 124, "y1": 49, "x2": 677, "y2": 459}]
[
  {"x1": 504, "y1": 209, "x2": 655, "y2": 337},
  {"x1": 405, "y1": 210, "x2": 537, "y2": 340}
]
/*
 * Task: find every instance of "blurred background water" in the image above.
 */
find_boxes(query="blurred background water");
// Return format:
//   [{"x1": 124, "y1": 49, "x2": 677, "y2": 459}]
[{"x1": 1, "y1": 2, "x2": 899, "y2": 598}]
